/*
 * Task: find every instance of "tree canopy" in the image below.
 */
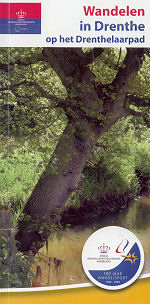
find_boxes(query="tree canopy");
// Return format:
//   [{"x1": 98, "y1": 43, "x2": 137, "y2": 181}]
[{"x1": 0, "y1": 48, "x2": 150, "y2": 139}]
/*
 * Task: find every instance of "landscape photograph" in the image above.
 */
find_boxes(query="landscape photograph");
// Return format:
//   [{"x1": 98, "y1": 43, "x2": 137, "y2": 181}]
[{"x1": 0, "y1": 47, "x2": 150, "y2": 288}]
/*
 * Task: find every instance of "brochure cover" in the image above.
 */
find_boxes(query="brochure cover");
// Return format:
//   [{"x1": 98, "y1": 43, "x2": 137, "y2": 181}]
[{"x1": 0, "y1": 0, "x2": 150, "y2": 303}]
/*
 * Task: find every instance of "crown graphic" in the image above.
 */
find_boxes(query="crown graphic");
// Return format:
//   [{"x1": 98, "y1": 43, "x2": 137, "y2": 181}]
[
  {"x1": 98, "y1": 243, "x2": 110, "y2": 252},
  {"x1": 16, "y1": 9, "x2": 26, "y2": 19}
]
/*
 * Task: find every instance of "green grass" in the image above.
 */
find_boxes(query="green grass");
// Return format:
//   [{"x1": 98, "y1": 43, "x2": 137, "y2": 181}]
[{"x1": 0, "y1": 150, "x2": 46, "y2": 210}]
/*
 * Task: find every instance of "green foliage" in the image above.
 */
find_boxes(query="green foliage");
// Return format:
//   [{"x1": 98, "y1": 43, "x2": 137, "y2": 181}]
[
  {"x1": 0, "y1": 144, "x2": 47, "y2": 210},
  {"x1": 0, "y1": 47, "x2": 67, "y2": 153},
  {"x1": 130, "y1": 55, "x2": 150, "y2": 97},
  {"x1": 1, "y1": 116, "x2": 150, "y2": 212},
  {"x1": 92, "y1": 48, "x2": 126, "y2": 84},
  {"x1": 78, "y1": 117, "x2": 150, "y2": 202},
  {"x1": 135, "y1": 141, "x2": 150, "y2": 178},
  {"x1": 0, "y1": 235, "x2": 34, "y2": 288}
]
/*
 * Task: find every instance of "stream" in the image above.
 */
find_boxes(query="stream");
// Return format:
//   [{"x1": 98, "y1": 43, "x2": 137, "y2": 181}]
[{"x1": 32, "y1": 194, "x2": 150, "y2": 287}]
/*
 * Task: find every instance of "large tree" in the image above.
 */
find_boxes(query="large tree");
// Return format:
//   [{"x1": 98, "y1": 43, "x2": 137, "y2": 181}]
[{"x1": 1, "y1": 47, "x2": 150, "y2": 253}]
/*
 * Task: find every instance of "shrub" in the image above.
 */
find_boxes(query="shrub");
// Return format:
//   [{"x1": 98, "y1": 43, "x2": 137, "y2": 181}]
[
  {"x1": 135, "y1": 141, "x2": 150, "y2": 178},
  {"x1": 0, "y1": 235, "x2": 34, "y2": 288}
]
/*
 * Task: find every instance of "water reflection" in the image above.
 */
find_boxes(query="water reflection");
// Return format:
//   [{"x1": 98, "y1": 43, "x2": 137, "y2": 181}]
[{"x1": 32, "y1": 195, "x2": 150, "y2": 286}]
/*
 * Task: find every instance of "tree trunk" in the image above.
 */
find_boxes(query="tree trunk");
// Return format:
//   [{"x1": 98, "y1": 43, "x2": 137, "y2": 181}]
[
  {"x1": 16, "y1": 48, "x2": 145, "y2": 253},
  {"x1": 16, "y1": 104, "x2": 124, "y2": 254},
  {"x1": 16, "y1": 117, "x2": 101, "y2": 251}
]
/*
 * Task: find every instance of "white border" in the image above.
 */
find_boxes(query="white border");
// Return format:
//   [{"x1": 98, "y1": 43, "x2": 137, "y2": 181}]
[{"x1": 0, "y1": 272, "x2": 149, "y2": 293}]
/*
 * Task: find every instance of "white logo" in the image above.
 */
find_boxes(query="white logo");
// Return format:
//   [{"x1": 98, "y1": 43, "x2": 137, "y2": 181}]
[
  {"x1": 16, "y1": 9, "x2": 26, "y2": 19},
  {"x1": 82, "y1": 226, "x2": 144, "y2": 290}
]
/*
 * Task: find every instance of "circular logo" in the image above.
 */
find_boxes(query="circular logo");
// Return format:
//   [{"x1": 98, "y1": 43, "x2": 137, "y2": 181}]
[{"x1": 82, "y1": 226, "x2": 144, "y2": 290}]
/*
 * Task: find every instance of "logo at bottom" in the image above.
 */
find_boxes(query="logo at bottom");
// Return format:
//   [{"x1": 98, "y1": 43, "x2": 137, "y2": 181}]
[{"x1": 82, "y1": 226, "x2": 144, "y2": 290}]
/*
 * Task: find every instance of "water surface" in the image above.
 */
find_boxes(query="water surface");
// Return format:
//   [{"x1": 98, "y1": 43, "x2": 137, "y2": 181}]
[{"x1": 32, "y1": 195, "x2": 150, "y2": 287}]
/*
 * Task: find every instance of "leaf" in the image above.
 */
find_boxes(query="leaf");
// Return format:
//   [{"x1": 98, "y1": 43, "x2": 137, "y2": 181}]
[
  {"x1": 1, "y1": 236, "x2": 7, "y2": 243},
  {"x1": 2, "y1": 248, "x2": 8, "y2": 259}
]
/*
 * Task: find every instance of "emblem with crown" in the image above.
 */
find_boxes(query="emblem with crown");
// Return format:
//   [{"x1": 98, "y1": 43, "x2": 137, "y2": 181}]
[
  {"x1": 98, "y1": 243, "x2": 110, "y2": 253},
  {"x1": 16, "y1": 9, "x2": 27, "y2": 19}
]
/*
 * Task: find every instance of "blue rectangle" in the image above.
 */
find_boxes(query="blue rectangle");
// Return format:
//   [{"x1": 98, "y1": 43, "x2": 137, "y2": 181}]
[{"x1": 0, "y1": 19, "x2": 41, "y2": 34}]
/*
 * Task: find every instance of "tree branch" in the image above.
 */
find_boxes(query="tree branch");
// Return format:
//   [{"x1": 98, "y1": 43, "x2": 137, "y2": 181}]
[
  {"x1": 0, "y1": 52, "x2": 45, "y2": 71},
  {"x1": 43, "y1": 48, "x2": 86, "y2": 87},
  {"x1": 43, "y1": 48, "x2": 104, "y2": 88},
  {"x1": 126, "y1": 93, "x2": 150, "y2": 108},
  {"x1": 0, "y1": 80, "x2": 64, "y2": 104},
  {"x1": 125, "y1": 108, "x2": 150, "y2": 127},
  {"x1": 95, "y1": 143, "x2": 107, "y2": 150},
  {"x1": 111, "y1": 48, "x2": 145, "y2": 92},
  {"x1": 0, "y1": 80, "x2": 29, "y2": 91},
  {"x1": 145, "y1": 48, "x2": 150, "y2": 58},
  {"x1": 81, "y1": 48, "x2": 104, "y2": 65}
]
